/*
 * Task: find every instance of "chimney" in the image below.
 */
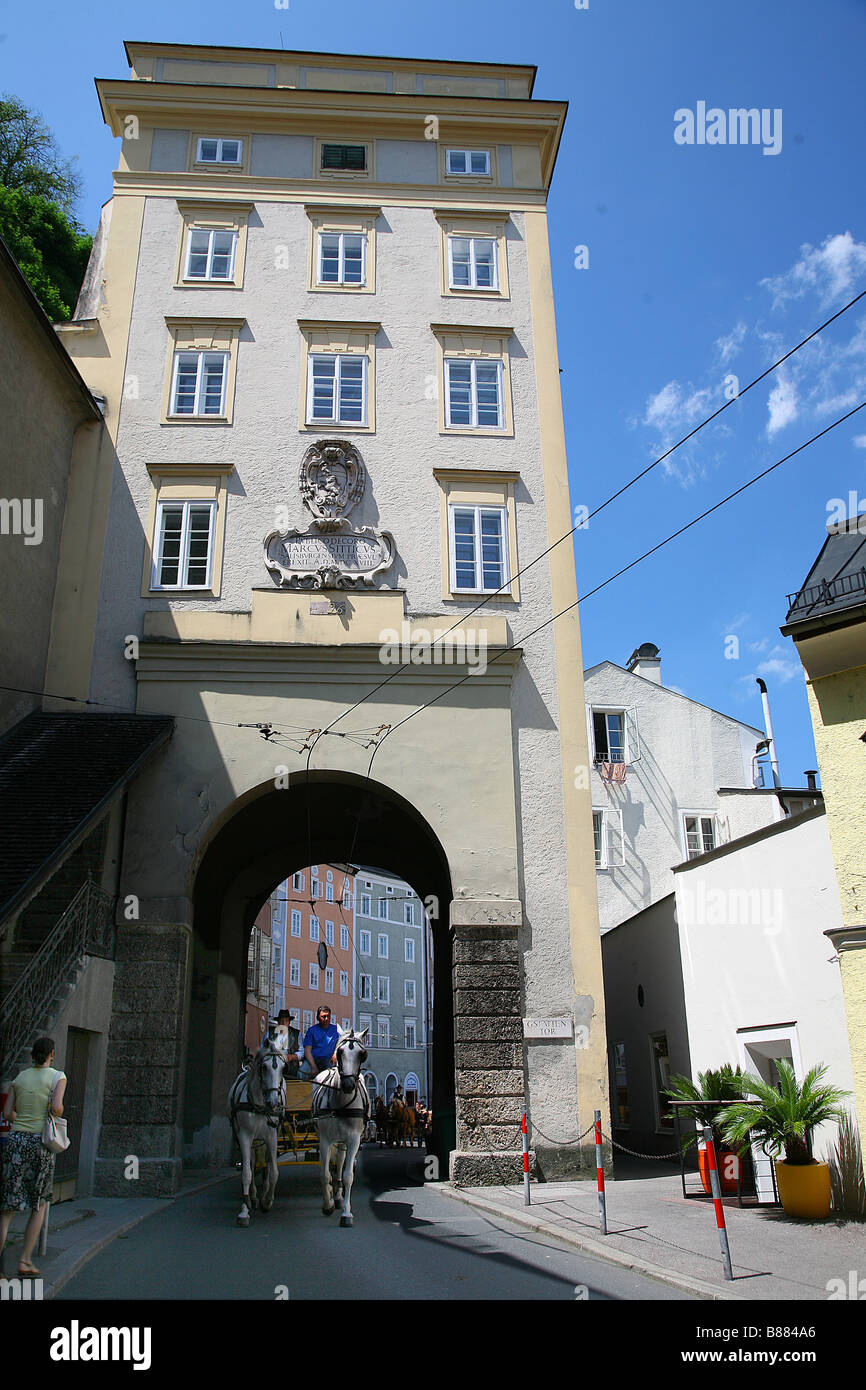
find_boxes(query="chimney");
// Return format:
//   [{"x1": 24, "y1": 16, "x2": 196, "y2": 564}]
[
  {"x1": 626, "y1": 642, "x2": 662, "y2": 684},
  {"x1": 805, "y1": 770, "x2": 818, "y2": 791}
]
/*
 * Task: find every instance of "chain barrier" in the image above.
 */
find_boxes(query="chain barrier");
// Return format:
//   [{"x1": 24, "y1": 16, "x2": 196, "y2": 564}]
[
  {"x1": 527, "y1": 1121, "x2": 596, "y2": 1148},
  {"x1": 601, "y1": 1130, "x2": 681, "y2": 1161}
]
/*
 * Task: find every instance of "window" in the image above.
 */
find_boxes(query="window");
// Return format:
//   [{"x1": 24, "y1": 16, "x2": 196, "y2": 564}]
[
  {"x1": 405, "y1": 937, "x2": 415, "y2": 964},
  {"x1": 377, "y1": 933, "x2": 389, "y2": 958},
  {"x1": 342, "y1": 888, "x2": 352, "y2": 911},
  {"x1": 593, "y1": 808, "x2": 625, "y2": 870},
  {"x1": 610, "y1": 1042, "x2": 629, "y2": 1128},
  {"x1": 446, "y1": 148, "x2": 491, "y2": 176},
  {"x1": 340, "y1": 970, "x2": 349, "y2": 995},
  {"x1": 404, "y1": 979, "x2": 416, "y2": 1007},
  {"x1": 405, "y1": 1020, "x2": 417, "y2": 1049},
  {"x1": 273, "y1": 946, "x2": 282, "y2": 973},
  {"x1": 359, "y1": 974, "x2": 372, "y2": 1001},
  {"x1": 324, "y1": 967, "x2": 334, "y2": 993},
  {"x1": 163, "y1": 318, "x2": 243, "y2": 425},
  {"x1": 359, "y1": 1013, "x2": 372, "y2": 1043},
  {"x1": 325, "y1": 883, "x2": 334, "y2": 902},
  {"x1": 152, "y1": 500, "x2": 216, "y2": 590},
  {"x1": 309, "y1": 962, "x2": 319, "y2": 990},
  {"x1": 360, "y1": 929, "x2": 371, "y2": 954},
  {"x1": 683, "y1": 813, "x2": 717, "y2": 860},
  {"x1": 298, "y1": 320, "x2": 378, "y2": 433},
  {"x1": 318, "y1": 232, "x2": 366, "y2": 286},
  {"x1": 404, "y1": 902, "x2": 414, "y2": 925},
  {"x1": 377, "y1": 976, "x2": 390, "y2": 1005},
  {"x1": 360, "y1": 895, "x2": 372, "y2": 916},
  {"x1": 378, "y1": 1017, "x2": 390, "y2": 1049},
  {"x1": 289, "y1": 958, "x2": 300, "y2": 986},
  {"x1": 341, "y1": 1018, "x2": 351, "y2": 1033},
  {"x1": 445, "y1": 358, "x2": 503, "y2": 429},
  {"x1": 321, "y1": 142, "x2": 367, "y2": 171},
  {"x1": 311, "y1": 878, "x2": 320, "y2": 898},
  {"x1": 184, "y1": 228, "x2": 237, "y2": 282},
  {"x1": 378, "y1": 899, "x2": 388, "y2": 920},
  {"x1": 340, "y1": 924, "x2": 349, "y2": 950},
  {"x1": 307, "y1": 354, "x2": 367, "y2": 425},
  {"x1": 449, "y1": 504, "x2": 508, "y2": 593},
  {"x1": 293, "y1": 872, "x2": 304, "y2": 891},
  {"x1": 386, "y1": 885, "x2": 394, "y2": 894},
  {"x1": 449, "y1": 237, "x2": 498, "y2": 291},
  {"x1": 325, "y1": 920, "x2": 334, "y2": 945},
  {"x1": 651, "y1": 1033, "x2": 673, "y2": 1131},
  {"x1": 246, "y1": 933, "x2": 257, "y2": 993},
  {"x1": 195, "y1": 137, "x2": 243, "y2": 165},
  {"x1": 302, "y1": 1009, "x2": 313, "y2": 1033},
  {"x1": 291, "y1": 910, "x2": 301, "y2": 937},
  {"x1": 309, "y1": 916, "x2": 320, "y2": 942},
  {"x1": 588, "y1": 705, "x2": 640, "y2": 766},
  {"x1": 326, "y1": 870, "x2": 333, "y2": 882},
  {"x1": 258, "y1": 936, "x2": 271, "y2": 998}
]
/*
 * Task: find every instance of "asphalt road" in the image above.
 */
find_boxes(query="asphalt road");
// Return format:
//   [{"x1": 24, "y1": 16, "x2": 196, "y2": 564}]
[{"x1": 57, "y1": 1146, "x2": 693, "y2": 1301}]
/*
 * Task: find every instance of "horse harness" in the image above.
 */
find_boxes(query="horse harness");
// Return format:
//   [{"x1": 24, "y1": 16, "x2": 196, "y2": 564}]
[{"x1": 312, "y1": 1071, "x2": 371, "y2": 1124}]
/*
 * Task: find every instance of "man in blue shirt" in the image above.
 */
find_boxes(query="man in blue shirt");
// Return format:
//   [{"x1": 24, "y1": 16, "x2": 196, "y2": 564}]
[{"x1": 301, "y1": 1007, "x2": 339, "y2": 1078}]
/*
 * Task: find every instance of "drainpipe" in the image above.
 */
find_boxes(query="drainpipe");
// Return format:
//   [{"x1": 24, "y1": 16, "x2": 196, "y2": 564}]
[{"x1": 756, "y1": 679, "x2": 789, "y2": 817}]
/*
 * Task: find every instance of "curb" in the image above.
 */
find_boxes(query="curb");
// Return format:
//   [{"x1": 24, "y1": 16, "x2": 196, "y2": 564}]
[
  {"x1": 43, "y1": 1170, "x2": 234, "y2": 1300},
  {"x1": 446, "y1": 1183, "x2": 744, "y2": 1301}
]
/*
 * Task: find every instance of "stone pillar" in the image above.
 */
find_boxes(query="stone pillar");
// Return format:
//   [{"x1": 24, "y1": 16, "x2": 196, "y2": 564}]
[
  {"x1": 826, "y1": 926, "x2": 866, "y2": 1153},
  {"x1": 450, "y1": 904, "x2": 528, "y2": 1186},
  {"x1": 94, "y1": 912, "x2": 192, "y2": 1197}
]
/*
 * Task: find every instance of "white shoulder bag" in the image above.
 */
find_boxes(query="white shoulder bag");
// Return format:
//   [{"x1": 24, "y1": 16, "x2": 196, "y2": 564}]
[{"x1": 41, "y1": 1071, "x2": 70, "y2": 1153}]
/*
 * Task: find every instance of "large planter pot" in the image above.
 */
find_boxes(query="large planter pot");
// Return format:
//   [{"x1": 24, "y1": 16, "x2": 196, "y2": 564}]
[
  {"x1": 774, "y1": 1160, "x2": 831, "y2": 1219},
  {"x1": 698, "y1": 1143, "x2": 747, "y2": 1195}
]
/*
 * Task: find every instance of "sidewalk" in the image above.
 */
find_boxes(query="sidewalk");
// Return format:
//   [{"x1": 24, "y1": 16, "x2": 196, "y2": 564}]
[
  {"x1": 0, "y1": 1170, "x2": 233, "y2": 1300},
  {"x1": 448, "y1": 1163, "x2": 866, "y2": 1301}
]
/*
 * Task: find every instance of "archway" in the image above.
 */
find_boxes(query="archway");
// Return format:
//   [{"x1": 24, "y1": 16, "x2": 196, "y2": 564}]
[{"x1": 184, "y1": 770, "x2": 454, "y2": 1172}]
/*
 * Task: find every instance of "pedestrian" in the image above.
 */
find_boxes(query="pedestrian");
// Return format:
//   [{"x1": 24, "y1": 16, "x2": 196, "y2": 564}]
[
  {"x1": 0, "y1": 1037, "x2": 67, "y2": 1277},
  {"x1": 300, "y1": 1006, "x2": 339, "y2": 1078}
]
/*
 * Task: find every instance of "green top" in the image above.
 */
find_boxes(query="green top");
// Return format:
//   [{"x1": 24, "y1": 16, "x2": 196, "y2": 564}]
[{"x1": 11, "y1": 1066, "x2": 66, "y2": 1134}]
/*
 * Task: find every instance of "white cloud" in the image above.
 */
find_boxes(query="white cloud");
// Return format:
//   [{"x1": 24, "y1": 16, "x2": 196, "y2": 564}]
[
  {"x1": 766, "y1": 374, "x2": 798, "y2": 436},
  {"x1": 716, "y1": 322, "x2": 748, "y2": 364},
  {"x1": 761, "y1": 231, "x2": 866, "y2": 310},
  {"x1": 853, "y1": 434, "x2": 866, "y2": 448}
]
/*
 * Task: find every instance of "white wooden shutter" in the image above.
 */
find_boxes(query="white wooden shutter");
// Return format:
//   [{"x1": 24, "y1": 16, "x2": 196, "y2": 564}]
[
  {"x1": 625, "y1": 706, "x2": 641, "y2": 763},
  {"x1": 605, "y1": 809, "x2": 625, "y2": 867},
  {"x1": 585, "y1": 703, "x2": 597, "y2": 764}
]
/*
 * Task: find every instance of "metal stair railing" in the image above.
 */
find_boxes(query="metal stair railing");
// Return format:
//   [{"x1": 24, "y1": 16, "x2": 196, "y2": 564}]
[{"x1": 0, "y1": 879, "x2": 116, "y2": 1076}]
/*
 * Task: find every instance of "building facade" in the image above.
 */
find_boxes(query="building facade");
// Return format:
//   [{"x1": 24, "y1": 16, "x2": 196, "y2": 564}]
[
  {"x1": 46, "y1": 41, "x2": 607, "y2": 1191},
  {"x1": 281, "y1": 864, "x2": 356, "y2": 1037}
]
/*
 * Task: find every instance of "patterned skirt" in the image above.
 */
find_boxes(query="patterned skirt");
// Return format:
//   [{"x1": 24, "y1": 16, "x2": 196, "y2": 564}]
[{"x1": 0, "y1": 1131, "x2": 56, "y2": 1211}]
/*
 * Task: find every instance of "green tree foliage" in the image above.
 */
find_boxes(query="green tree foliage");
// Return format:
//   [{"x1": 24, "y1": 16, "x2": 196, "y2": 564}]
[{"x1": 0, "y1": 95, "x2": 92, "y2": 321}]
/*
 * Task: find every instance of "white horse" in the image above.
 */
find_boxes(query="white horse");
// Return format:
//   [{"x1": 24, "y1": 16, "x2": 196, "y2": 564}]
[
  {"x1": 228, "y1": 1026, "x2": 291, "y2": 1227},
  {"x1": 312, "y1": 1028, "x2": 370, "y2": 1228}
]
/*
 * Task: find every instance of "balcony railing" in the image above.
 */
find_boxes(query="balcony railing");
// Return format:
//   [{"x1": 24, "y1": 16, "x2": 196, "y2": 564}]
[
  {"x1": 1, "y1": 879, "x2": 116, "y2": 1077},
  {"x1": 787, "y1": 566, "x2": 866, "y2": 617}
]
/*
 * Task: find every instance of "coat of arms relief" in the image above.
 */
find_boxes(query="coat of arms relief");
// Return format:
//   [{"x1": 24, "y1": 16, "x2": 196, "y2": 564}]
[{"x1": 263, "y1": 441, "x2": 395, "y2": 589}]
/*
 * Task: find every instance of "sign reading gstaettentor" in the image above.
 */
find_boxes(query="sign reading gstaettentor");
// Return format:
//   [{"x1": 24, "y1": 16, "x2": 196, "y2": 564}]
[{"x1": 522, "y1": 1017, "x2": 574, "y2": 1040}]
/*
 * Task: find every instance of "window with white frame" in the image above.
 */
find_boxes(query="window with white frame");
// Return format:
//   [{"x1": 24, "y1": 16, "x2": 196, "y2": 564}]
[
  {"x1": 378, "y1": 899, "x2": 388, "y2": 920},
  {"x1": 405, "y1": 1020, "x2": 417, "y2": 1049},
  {"x1": 309, "y1": 916, "x2": 319, "y2": 942},
  {"x1": 342, "y1": 887, "x2": 352, "y2": 910},
  {"x1": 592, "y1": 709, "x2": 626, "y2": 764},
  {"x1": 445, "y1": 358, "x2": 503, "y2": 429},
  {"x1": 325, "y1": 920, "x2": 334, "y2": 945},
  {"x1": 358, "y1": 974, "x2": 372, "y2": 1001},
  {"x1": 360, "y1": 929, "x2": 371, "y2": 954},
  {"x1": 318, "y1": 231, "x2": 366, "y2": 286},
  {"x1": 404, "y1": 979, "x2": 416, "y2": 1007},
  {"x1": 196, "y1": 137, "x2": 243, "y2": 165},
  {"x1": 377, "y1": 976, "x2": 389, "y2": 1005},
  {"x1": 446, "y1": 148, "x2": 490, "y2": 176},
  {"x1": 593, "y1": 808, "x2": 625, "y2": 869},
  {"x1": 404, "y1": 902, "x2": 414, "y2": 925},
  {"x1": 448, "y1": 236, "x2": 498, "y2": 291},
  {"x1": 309, "y1": 962, "x2": 319, "y2": 990},
  {"x1": 449, "y1": 505, "x2": 508, "y2": 593},
  {"x1": 307, "y1": 355, "x2": 366, "y2": 425},
  {"x1": 184, "y1": 227, "x2": 237, "y2": 281},
  {"x1": 359, "y1": 1012, "x2": 372, "y2": 1043},
  {"x1": 152, "y1": 501, "x2": 216, "y2": 590},
  {"x1": 340, "y1": 924, "x2": 349, "y2": 950},
  {"x1": 293, "y1": 872, "x2": 304, "y2": 891},
  {"x1": 311, "y1": 877, "x2": 320, "y2": 898},
  {"x1": 324, "y1": 967, "x2": 334, "y2": 993},
  {"x1": 377, "y1": 933, "x2": 389, "y2": 958},
  {"x1": 341, "y1": 1017, "x2": 351, "y2": 1033},
  {"x1": 405, "y1": 937, "x2": 415, "y2": 964},
  {"x1": 289, "y1": 958, "x2": 300, "y2": 986},
  {"x1": 377, "y1": 1017, "x2": 390, "y2": 1049},
  {"x1": 325, "y1": 883, "x2": 334, "y2": 902},
  {"x1": 326, "y1": 870, "x2": 333, "y2": 882},
  {"x1": 360, "y1": 894, "x2": 372, "y2": 916},
  {"x1": 682, "y1": 813, "x2": 717, "y2": 860},
  {"x1": 302, "y1": 1009, "x2": 313, "y2": 1033},
  {"x1": 340, "y1": 970, "x2": 349, "y2": 995},
  {"x1": 170, "y1": 350, "x2": 228, "y2": 417},
  {"x1": 290, "y1": 910, "x2": 301, "y2": 937}
]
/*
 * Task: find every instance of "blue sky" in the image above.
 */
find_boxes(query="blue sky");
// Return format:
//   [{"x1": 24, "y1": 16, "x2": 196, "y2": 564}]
[{"x1": 3, "y1": 0, "x2": 865, "y2": 782}]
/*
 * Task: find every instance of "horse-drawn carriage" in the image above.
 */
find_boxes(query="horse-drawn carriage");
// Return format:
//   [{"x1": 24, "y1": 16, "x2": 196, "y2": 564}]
[{"x1": 276, "y1": 1079, "x2": 319, "y2": 1162}]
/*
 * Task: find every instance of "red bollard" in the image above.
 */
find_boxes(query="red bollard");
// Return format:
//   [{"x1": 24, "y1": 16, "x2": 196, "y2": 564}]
[
  {"x1": 595, "y1": 1109, "x2": 607, "y2": 1235},
  {"x1": 702, "y1": 1125, "x2": 734, "y2": 1281},
  {"x1": 522, "y1": 1113, "x2": 531, "y2": 1206}
]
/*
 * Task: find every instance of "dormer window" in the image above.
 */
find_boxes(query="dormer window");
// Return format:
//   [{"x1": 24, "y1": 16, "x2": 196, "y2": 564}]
[
  {"x1": 446, "y1": 149, "x2": 491, "y2": 176},
  {"x1": 196, "y1": 138, "x2": 243, "y2": 165}
]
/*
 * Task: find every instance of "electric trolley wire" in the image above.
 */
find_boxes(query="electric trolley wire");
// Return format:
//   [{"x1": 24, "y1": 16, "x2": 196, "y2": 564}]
[{"x1": 307, "y1": 287, "x2": 866, "y2": 740}]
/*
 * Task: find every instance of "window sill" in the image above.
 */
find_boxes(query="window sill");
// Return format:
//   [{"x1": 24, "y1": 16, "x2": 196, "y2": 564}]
[
  {"x1": 176, "y1": 279, "x2": 242, "y2": 290},
  {"x1": 301, "y1": 421, "x2": 373, "y2": 433},
  {"x1": 441, "y1": 426, "x2": 512, "y2": 438},
  {"x1": 162, "y1": 416, "x2": 231, "y2": 426}
]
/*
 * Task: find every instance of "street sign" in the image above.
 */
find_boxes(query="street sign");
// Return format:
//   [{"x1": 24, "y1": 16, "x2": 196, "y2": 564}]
[{"x1": 522, "y1": 1016, "x2": 574, "y2": 1040}]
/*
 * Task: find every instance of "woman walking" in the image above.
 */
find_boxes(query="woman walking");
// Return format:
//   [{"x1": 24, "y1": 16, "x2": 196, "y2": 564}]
[{"x1": 0, "y1": 1037, "x2": 66, "y2": 1276}]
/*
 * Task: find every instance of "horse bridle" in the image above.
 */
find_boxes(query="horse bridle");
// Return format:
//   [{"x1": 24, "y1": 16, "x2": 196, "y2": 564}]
[
  {"x1": 233, "y1": 1048, "x2": 288, "y2": 1129},
  {"x1": 313, "y1": 1042, "x2": 371, "y2": 1123}
]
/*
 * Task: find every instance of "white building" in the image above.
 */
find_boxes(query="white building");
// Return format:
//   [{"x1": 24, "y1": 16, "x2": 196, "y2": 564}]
[{"x1": 585, "y1": 642, "x2": 821, "y2": 933}]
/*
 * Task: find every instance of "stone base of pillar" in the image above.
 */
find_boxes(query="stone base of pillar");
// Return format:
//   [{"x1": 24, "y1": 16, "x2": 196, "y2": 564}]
[
  {"x1": 532, "y1": 1142, "x2": 597, "y2": 1182},
  {"x1": 450, "y1": 1149, "x2": 533, "y2": 1186},
  {"x1": 94, "y1": 1156, "x2": 182, "y2": 1198}
]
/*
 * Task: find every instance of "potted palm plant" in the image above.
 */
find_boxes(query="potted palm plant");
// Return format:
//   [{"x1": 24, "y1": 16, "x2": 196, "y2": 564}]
[
  {"x1": 664, "y1": 1066, "x2": 749, "y2": 1194},
  {"x1": 721, "y1": 1060, "x2": 850, "y2": 1219}
]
